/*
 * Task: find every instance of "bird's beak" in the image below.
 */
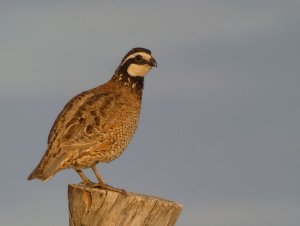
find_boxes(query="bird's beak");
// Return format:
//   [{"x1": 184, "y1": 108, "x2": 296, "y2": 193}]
[{"x1": 148, "y1": 58, "x2": 157, "y2": 67}]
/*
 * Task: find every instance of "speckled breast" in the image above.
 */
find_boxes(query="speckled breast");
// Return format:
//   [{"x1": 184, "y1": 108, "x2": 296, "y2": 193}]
[{"x1": 71, "y1": 87, "x2": 143, "y2": 168}]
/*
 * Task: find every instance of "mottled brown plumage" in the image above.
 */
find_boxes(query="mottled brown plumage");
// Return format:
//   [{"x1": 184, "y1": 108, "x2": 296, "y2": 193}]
[{"x1": 28, "y1": 48, "x2": 157, "y2": 192}]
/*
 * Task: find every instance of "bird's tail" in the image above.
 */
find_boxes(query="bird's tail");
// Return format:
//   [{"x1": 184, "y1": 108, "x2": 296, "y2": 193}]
[
  {"x1": 27, "y1": 164, "x2": 48, "y2": 181},
  {"x1": 27, "y1": 150, "x2": 67, "y2": 181},
  {"x1": 27, "y1": 161, "x2": 55, "y2": 181}
]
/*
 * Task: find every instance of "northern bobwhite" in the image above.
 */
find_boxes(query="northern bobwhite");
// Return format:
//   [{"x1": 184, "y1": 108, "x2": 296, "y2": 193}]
[{"x1": 28, "y1": 47, "x2": 157, "y2": 193}]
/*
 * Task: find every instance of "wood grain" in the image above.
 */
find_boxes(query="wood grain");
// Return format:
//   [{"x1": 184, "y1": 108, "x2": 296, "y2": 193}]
[{"x1": 68, "y1": 184, "x2": 182, "y2": 226}]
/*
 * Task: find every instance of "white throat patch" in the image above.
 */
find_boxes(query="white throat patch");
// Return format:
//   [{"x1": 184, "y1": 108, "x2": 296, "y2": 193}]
[{"x1": 127, "y1": 64, "x2": 151, "y2": 77}]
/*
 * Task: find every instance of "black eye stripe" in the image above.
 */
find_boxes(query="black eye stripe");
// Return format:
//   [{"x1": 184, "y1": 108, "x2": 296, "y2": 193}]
[
  {"x1": 123, "y1": 56, "x2": 149, "y2": 66},
  {"x1": 116, "y1": 49, "x2": 153, "y2": 77},
  {"x1": 122, "y1": 48, "x2": 151, "y2": 61},
  {"x1": 135, "y1": 55, "x2": 143, "y2": 61}
]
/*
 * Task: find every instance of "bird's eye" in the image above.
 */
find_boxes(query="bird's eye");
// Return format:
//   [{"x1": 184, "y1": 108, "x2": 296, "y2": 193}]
[{"x1": 135, "y1": 55, "x2": 143, "y2": 62}]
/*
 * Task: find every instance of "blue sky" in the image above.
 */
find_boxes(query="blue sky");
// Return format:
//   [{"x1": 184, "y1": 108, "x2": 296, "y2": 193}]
[{"x1": 1, "y1": 1, "x2": 300, "y2": 225}]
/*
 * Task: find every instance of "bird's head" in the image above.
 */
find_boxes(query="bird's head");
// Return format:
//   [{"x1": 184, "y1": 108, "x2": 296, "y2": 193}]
[{"x1": 116, "y1": 47, "x2": 157, "y2": 77}]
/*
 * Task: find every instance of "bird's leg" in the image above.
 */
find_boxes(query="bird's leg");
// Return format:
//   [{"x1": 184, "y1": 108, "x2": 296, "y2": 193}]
[
  {"x1": 91, "y1": 164, "x2": 106, "y2": 185},
  {"x1": 91, "y1": 164, "x2": 126, "y2": 195},
  {"x1": 75, "y1": 169, "x2": 94, "y2": 185}
]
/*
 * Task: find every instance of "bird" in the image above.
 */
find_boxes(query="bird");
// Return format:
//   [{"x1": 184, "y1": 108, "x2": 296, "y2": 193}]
[{"x1": 28, "y1": 47, "x2": 157, "y2": 193}]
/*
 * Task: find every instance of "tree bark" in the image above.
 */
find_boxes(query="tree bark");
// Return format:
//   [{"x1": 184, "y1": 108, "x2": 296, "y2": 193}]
[{"x1": 68, "y1": 184, "x2": 182, "y2": 226}]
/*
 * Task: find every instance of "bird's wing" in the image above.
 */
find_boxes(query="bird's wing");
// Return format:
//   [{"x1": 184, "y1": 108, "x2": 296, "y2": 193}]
[{"x1": 48, "y1": 89, "x2": 126, "y2": 149}]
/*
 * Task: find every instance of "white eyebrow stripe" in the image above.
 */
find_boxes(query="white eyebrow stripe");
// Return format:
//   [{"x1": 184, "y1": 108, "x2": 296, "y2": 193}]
[{"x1": 122, "y1": 52, "x2": 152, "y2": 64}]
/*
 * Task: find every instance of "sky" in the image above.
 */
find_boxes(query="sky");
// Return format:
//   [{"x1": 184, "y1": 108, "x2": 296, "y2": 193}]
[{"x1": 1, "y1": 0, "x2": 300, "y2": 225}]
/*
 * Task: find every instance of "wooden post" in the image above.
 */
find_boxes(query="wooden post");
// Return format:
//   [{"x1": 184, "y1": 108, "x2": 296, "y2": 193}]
[{"x1": 68, "y1": 184, "x2": 182, "y2": 226}]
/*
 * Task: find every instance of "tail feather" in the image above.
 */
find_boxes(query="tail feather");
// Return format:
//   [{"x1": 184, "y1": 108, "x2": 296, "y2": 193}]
[
  {"x1": 27, "y1": 163, "x2": 53, "y2": 181},
  {"x1": 28, "y1": 150, "x2": 68, "y2": 181},
  {"x1": 27, "y1": 166, "x2": 39, "y2": 180}
]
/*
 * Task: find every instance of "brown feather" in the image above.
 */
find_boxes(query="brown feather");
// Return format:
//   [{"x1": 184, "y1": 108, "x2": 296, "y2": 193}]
[{"x1": 28, "y1": 47, "x2": 155, "y2": 181}]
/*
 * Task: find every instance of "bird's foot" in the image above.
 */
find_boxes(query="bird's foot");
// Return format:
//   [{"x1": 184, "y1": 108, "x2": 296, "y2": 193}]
[
  {"x1": 79, "y1": 179, "x2": 95, "y2": 186},
  {"x1": 80, "y1": 181, "x2": 95, "y2": 187},
  {"x1": 92, "y1": 183, "x2": 127, "y2": 195}
]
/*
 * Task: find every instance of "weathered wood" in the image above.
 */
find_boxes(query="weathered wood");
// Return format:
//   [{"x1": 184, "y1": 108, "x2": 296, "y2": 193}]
[{"x1": 68, "y1": 184, "x2": 182, "y2": 226}]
